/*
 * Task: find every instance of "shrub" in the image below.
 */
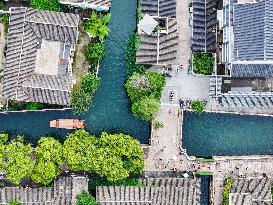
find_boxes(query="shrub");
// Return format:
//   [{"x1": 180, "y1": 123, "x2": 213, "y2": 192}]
[
  {"x1": 1, "y1": 13, "x2": 10, "y2": 35},
  {"x1": 85, "y1": 12, "x2": 111, "y2": 41},
  {"x1": 76, "y1": 191, "x2": 98, "y2": 205},
  {"x1": 132, "y1": 96, "x2": 160, "y2": 121},
  {"x1": 81, "y1": 73, "x2": 100, "y2": 94},
  {"x1": 29, "y1": 0, "x2": 61, "y2": 11},
  {"x1": 223, "y1": 177, "x2": 234, "y2": 205},
  {"x1": 0, "y1": 2, "x2": 4, "y2": 10},
  {"x1": 136, "y1": 6, "x2": 144, "y2": 21},
  {"x1": 9, "y1": 201, "x2": 21, "y2": 205},
  {"x1": 24, "y1": 102, "x2": 43, "y2": 110},
  {"x1": 89, "y1": 176, "x2": 140, "y2": 189},
  {"x1": 191, "y1": 100, "x2": 206, "y2": 113},
  {"x1": 84, "y1": 42, "x2": 105, "y2": 67},
  {"x1": 70, "y1": 88, "x2": 92, "y2": 114},
  {"x1": 153, "y1": 121, "x2": 163, "y2": 129},
  {"x1": 193, "y1": 52, "x2": 214, "y2": 75},
  {"x1": 125, "y1": 34, "x2": 145, "y2": 74}
]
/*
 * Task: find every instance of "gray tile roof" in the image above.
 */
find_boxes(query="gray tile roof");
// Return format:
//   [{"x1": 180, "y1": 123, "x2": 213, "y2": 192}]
[
  {"x1": 96, "y1": 178, "x2": 201, "y2": 205},
  {"x1": 231, "y1": 64, "x2": 273, "y2": 78},
  {"x1": 139, "y1": 0, "x2": 177, "y2": 19},
  {"x1": 3, "y1": 7, "x2": 79, "y2": 106},
  {"x1": 233, "y1": 0, "x2": 273, "y2": 61},
  {"x1": 221, "y1": 92, "x2": 273, "y2": 108},
  {"x1": 60, "y1": 0, "x2": 112, "y2": 8},
  {"x1": 192, "y1": 0, "x2": 217, "y2": 53},
  {"x1": 0, "y1": 176, "x2": 88, "y2": 205},
  {"x1": 229, "y1": 178, "x2": 272, "y2": 205},
  {"x1": 136, "y1": 18, "x2": 178, "y2": 65}
]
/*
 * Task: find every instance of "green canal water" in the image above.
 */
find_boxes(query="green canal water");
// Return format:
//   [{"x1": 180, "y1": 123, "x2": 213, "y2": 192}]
[
  {"x1": 0, "y1": 0, "x2": 150, "y2": 144},
  {"x1": 182, "y1": 111, "x2": 273, "y2": 156}
]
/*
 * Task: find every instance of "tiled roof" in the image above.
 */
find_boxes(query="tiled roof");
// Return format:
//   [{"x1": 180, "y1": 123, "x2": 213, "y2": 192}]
[
  {"x1": 229, "y1": 178, "x2": 272, "y2": 205},
  {"x1": 0, "y1": 176, "x2": 88, "y2": 205},
  {"x1": 233, "y1": 0, "x2": 273, "y2": 61},
  {"x1": 139, "y1": 0, "x2": 177, "y2": 19},
  {"x1": 2, "y1": 7, "x2": 79, "y2": 106},
  {"x1": 136, "y1": 18, "x2": 178, "y2": 65},
  {"x1": 60, "y1": 0, "x2": 112, "y2": 8},
  {"x1": 96, "y1": 178, "x2": 201, "y2": 205},
  {"x1": 192, "y1": 0, "x2": 217, "y2": 53},
  {"x1": 231, "y1": 64, "x2": 273, "y2": 78}
]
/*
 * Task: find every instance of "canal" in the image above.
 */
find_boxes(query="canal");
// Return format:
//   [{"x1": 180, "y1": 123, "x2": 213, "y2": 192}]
[
  {"x1": 0, "y1": 0, "x2": 150, "y2": 144},
  {"x1": 182, "y1": 111, "x2": 273, "y2": 156}
]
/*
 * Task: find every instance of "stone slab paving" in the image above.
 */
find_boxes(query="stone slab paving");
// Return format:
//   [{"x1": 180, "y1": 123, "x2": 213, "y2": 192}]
[
  {"x1": 145, "y1": 105, "x2": 273, "y2": 204},
  {"x1": 0, "y1": 23, "x2": 5, "y2": 106}
]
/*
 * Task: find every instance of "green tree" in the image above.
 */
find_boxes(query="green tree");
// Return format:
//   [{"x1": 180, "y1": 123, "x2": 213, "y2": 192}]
[
  {"x1": 29, "y1": 0, "x2": 61, "y2": 11},
  {"x1": 94, "y1": 132, "x2": 144, "y2": 182},
  {"x1": 63, "y1": 130, "x2": 97, "y2": 171},
  {"x1": 71, "y1": 88, "x2": 92, "y2": 114},
  {"x1": 81, "y1": 73, "x2": 100, "y2": 94},
  {"x1": 76, "y1": 191, "x2": 98, "y2": 205},
  {"x1": 32, "y1": 137, "x2": 63, "y2": 185},
  {"x1": 5, "y1": 137, "x2": 34, "y2": 185},
  {"x1": 0, "y1": 134, "x2": 8, "y2": 171},
  {"x1": 93, "y1": 148, "x2": 129, "y2": 182},
  {"x1": 85, "y1": 42, "x2": 105, "y2": 67},
  {"x1": 125, "y1": 72, "x2": 165, "y2": 101},
  {"x1": 146, "y1": 72, "x2": 165, "y2": 100},
  {"x1": 125, "y1": 73, "x2": 150, "y2": 101},
  {"x1": 132, "y1": 96, "x2": 160, "y2": 121},
  {"x1": 84, "y1": 12, "x2": 111, "y2": 41},
  {"x1": 191, "y1": 100, "x2": 206, "y2": 113},
  {"x1": 1, "y1": 13, "x2": 10, "y2": 35}
]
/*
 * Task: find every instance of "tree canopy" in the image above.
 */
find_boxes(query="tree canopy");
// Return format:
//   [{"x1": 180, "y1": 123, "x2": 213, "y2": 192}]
[
  {"x1": 132, "y1": 96, "x2": 160, "y2": 121},
  {"x1": 125, "y1": 71, "x2": 165, "y2": 121},
  {"x1": 63, "y1": 129, "x2": 97, "y2": 171},
  {"x1": 0, "y1": 134, "x2": 8, "y2": 171},
  {"x1": 0, "y1": 130, "x2": 144, "y2": 185},
  {"x1": 85, "y1": 12, "x2": 111, "y2": 41},
  {"x1": 63, "y1": 130, "x2": 144, "y2": 182},
  {"x1": 76, "y1": 191, "x2": 98, "y2": 205},
  {"x1": 81, "y1": 73, "x2": 100, "y2": 94},
  {"x1": 32, "y1": 137, "x2": 63, "y2": 185},
  {"x1": 29, "y1": 0, "x2": 61, "y2": 11},
  {"x1": 71, "y1": 88, "x2": 92, "y2": 114},
  {"x1": 85, "y1": 42, "x2": 105, "y2": 67},
  {"x1": 4, "y1": 137, "x2": 34, "y2": 185}
]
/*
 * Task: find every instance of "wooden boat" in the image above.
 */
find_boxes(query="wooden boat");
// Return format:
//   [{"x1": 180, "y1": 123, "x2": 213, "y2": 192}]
[{"x1": 50, "y1": 119, "x2": 85, "y2": 129}]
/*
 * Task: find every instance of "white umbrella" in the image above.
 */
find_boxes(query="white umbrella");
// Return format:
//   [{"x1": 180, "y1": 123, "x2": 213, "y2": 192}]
[{"x1": 138, "y1": 14, "x2": 158, "y2": 35}]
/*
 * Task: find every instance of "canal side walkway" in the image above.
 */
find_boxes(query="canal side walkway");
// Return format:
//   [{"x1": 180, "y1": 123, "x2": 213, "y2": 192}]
[
  {"x1": 0, "y1": 23, "x2": 5, "y2": 107},
  {"x1": 144, "y1": 107, "x2": 273, "y2": 204}
]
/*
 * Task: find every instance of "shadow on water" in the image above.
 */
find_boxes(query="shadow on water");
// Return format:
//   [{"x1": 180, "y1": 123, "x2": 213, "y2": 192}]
[{"x1": 0, "y1": 0, "x2": 150, "y2": 144}]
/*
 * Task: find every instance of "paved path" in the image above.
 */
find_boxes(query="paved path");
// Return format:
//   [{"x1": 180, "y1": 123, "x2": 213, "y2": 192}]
[
  {"x1": 0, "y1": 23, "x2": 5, "y2": 106},
  {"x1": 144, "y1": 105, "x2": 273, "y2": 204},
  {"x1": 160, "y1": 0, "x2": 210, "y2": 105}
]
